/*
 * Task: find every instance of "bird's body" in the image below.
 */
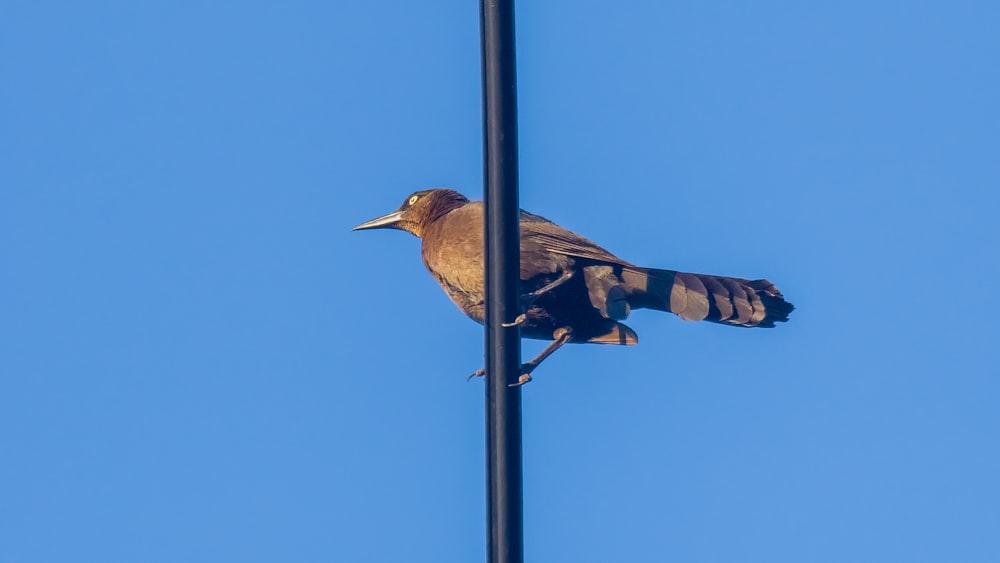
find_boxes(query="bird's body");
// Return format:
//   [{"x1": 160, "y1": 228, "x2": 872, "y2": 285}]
[
  {"x1": 420, "y1": 199, "x2": 639, "y2": 344},
  {"x1": 354, "y1": 188, "x2": 793, "y2": 380}
]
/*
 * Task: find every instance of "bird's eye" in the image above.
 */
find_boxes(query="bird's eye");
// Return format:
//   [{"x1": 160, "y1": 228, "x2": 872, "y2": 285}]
[{"x1": 408, "y1": 195, "x2": 419, "y2": 206}]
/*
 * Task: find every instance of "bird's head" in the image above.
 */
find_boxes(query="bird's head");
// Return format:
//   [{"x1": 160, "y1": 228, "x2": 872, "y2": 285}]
[{"x1": 353, "y1": 188, "x2": 470, "y2": 238}]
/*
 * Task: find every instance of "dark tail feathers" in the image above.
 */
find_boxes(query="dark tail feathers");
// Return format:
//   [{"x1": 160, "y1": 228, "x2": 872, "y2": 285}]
[{"x1": 622, "y1": 267, "x2": 794, "y2": 328}]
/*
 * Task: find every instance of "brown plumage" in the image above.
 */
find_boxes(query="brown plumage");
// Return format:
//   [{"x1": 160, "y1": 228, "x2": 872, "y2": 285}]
[{"x1": 354, "y1": 188, "x2": 793, "y2": 382}]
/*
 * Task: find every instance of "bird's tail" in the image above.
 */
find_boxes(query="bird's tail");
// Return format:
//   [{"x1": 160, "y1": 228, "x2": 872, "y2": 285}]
[{"x1": 621, "y1": 267, "x2": 793, "y2": 328}]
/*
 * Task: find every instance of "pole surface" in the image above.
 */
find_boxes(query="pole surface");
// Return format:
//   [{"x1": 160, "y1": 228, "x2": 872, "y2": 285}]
[{"x1": 479, "y1": 0, "x2": 523, "y2": 562}]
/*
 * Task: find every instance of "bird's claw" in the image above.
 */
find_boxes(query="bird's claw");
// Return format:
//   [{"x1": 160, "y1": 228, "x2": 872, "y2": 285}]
[
  {"x1": 467, "y1": 366, "x2": 534, "y2": 387},
  {"x1": 501, "y1": 314, "x2": 527, "y2": 328},
  {"x1": 508, "y1": 373, "x2": 532, "y2": 387}
]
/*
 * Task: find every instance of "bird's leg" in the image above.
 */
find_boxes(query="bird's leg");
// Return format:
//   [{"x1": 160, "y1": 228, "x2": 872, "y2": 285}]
[
  {"x1": 501, "y1": 270, "x2": 575, "y2": 328},
  {"x1": 509, "y1": 327, "x2": 573, "y2": 387},
  {"x1": 524, "y1": 269, "x2": 574, "y2": 302},
  {"x1": 467, "y1": 326, "x2": 573, "y2": 385}
]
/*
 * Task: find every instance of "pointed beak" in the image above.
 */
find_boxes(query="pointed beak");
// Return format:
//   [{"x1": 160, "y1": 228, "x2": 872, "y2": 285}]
[{"x1": 353, "y1": 210, "x2": 404, "y2": 231}]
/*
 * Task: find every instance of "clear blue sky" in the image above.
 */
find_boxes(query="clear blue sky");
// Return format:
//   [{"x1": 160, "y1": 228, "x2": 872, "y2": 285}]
[{"x1": 3, "y1": 1, "x2": 998, "y2": 562}]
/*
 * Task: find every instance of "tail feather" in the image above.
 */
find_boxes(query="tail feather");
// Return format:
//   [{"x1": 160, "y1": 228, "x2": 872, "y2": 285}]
[
  {"x1": 584, "y1": 321, "x2": 639, "y2": 345},
  {"x1": 621, "y1": 267, "x2": 793, "y2": 328}
]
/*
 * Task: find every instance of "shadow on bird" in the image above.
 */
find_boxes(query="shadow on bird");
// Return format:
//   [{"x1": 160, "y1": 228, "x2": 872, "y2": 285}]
[{"x1": 354, "y1": 188, "x2": 794, "y2": 385}]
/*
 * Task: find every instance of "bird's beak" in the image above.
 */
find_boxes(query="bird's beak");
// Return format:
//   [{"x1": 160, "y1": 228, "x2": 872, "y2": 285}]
[{"x1": 353, "y1": 210, "x2": 404, "y2": 231}]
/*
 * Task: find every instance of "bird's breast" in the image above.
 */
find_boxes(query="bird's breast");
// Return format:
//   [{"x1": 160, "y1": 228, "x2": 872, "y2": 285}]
[{"x1": 420, "y1": 213, "x2": 487, "y2": 323}]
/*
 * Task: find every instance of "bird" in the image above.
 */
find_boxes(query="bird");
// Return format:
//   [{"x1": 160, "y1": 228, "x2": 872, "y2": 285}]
[{"x1": 353, "y1": 188, "x2": 793, "y2": 385}]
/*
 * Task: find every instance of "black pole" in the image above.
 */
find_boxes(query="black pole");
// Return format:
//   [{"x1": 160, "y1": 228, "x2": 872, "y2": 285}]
[{"x1": 480, "y1": 0, "x2": 522, "y2": 562}]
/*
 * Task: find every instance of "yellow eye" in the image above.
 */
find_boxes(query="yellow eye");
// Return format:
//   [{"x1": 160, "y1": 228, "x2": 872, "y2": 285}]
[{"x1": 408, "y1": 195, "x2": 419, "y2": 205}]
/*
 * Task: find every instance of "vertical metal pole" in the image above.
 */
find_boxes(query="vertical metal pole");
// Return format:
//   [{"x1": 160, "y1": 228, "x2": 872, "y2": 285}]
[{"x1": 480, "y1": 0, "x2": 522, "y2": 562}]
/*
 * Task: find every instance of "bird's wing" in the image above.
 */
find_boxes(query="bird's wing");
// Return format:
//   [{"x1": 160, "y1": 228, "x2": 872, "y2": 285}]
[{"x1": 520, "y1": 211, "x2": 627, "y2": 265}]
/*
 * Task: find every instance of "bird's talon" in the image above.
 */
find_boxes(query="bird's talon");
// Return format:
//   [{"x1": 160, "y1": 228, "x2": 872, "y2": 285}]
[
  {"x1": 501, "y1": 314, "x2": 527, "y2": 328},
  {"x1": 508, "y1": 373, "x2": 532, "y2": 387}
]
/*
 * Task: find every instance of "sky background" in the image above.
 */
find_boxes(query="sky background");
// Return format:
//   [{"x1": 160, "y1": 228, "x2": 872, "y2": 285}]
[{"x1": 3, "y1": 1, "x2": 999, "y2": 562}]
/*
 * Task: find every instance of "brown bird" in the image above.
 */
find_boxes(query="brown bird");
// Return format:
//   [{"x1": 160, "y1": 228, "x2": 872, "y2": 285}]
[{"x1": 354, "y1": 188, "x2": 793, "y2": 384}]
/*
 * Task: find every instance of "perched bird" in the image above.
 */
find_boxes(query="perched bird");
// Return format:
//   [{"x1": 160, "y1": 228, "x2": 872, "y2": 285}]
[{"x1": 354, "y1": 188, "x2": 793, "y2": 384}]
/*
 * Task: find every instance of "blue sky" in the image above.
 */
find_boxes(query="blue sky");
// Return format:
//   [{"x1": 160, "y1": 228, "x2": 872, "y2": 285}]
[{"x1": 3, "y1": 1, "x2": 998, "y2": 562}]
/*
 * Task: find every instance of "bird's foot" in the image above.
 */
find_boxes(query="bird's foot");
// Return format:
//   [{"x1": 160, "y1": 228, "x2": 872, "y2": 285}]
[
  {"x1": 501, "y1": 314, "x2": 527, "y2": 328},
  {"x1": 507, "y1": 360, "x2": 539, "y2": 387},
  {"x1": 471, "y1": 327, "x2": 572, "y2": 386},
  {"x1": 508, "y1": 372, "x2": 533, "y2": 387},
  {"x1": 466, "y1": 364, "x2": 535, "y2": 386}
]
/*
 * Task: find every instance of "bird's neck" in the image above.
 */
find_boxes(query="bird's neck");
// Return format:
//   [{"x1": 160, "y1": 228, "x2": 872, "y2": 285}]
[{"x1": 411, "y1": 193, "x2": 469, "y2": 238}]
